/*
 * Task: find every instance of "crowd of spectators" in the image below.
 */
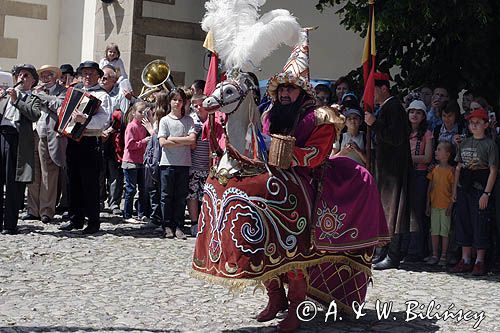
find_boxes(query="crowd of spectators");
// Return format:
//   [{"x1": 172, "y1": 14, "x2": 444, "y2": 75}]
[{"x1": 1, "y1": 42, "x2": 499, "y2": 276}]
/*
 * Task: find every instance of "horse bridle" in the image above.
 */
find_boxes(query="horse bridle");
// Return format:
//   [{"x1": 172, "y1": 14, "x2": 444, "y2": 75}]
[{"x1": 211, "y1": 77, "x2": 257, "y2": 116}]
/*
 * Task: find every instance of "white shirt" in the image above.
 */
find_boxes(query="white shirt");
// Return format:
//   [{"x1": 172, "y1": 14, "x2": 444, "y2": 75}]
[
  {"x1": 1, "y1": 90, "x2": 31, "y2": 130},
  {"x1": 81, "y1": 84, "x2": 112, "y2": 131}
]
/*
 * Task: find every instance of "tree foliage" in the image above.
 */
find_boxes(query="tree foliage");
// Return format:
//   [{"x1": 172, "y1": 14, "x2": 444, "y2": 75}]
[{"x1": 316, "y1": 0, "x2": 500, "y2": 103}]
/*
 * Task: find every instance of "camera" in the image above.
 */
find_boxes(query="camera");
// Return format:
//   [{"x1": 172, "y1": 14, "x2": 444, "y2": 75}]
[
  {"x1": 404, "y1": 89, "x2": 422, "y2": 108},
  {"x1": 488, "y1": 111, "x2": 496, "y2": 122}
]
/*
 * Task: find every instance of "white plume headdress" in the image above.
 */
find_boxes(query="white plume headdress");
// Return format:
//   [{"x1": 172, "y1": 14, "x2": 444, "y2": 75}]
[{"x1": 202, "y1": 0, "x2": 301, "y2": 73}]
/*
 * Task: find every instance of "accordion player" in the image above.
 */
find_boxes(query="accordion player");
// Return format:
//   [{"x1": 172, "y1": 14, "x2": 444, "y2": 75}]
[{"x1": 56, "y1": 86, "x2": 102, "y2": 140}]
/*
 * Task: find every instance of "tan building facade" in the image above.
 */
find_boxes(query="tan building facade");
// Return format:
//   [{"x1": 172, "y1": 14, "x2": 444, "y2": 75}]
[{"x1": 0, "y1": 0, "x2": 363, "y2": 90}]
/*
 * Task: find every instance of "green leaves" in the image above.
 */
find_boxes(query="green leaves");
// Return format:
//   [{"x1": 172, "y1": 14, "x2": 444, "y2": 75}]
[{"x1": 315, "y1": 0, "x2": 500, "y2": 102}]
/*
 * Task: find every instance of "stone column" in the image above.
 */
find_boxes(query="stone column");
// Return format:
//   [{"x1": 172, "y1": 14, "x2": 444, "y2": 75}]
[
  {"x1": 93, "y1": 0, "x2": 134, "y2": 82},
  {"x1": 94, "y1": 0, "x2": 205, "y2": 93}
]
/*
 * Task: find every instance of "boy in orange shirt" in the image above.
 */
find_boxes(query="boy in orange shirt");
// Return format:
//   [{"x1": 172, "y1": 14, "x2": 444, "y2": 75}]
[{"x1": 426, "y1": 141, "x2": 455, "y2": 265}]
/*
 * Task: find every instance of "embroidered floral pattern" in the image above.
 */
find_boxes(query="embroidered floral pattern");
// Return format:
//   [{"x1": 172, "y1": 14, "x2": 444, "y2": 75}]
[{"x1": 316, "y1": 202, "x2": 359, "y2": 242}]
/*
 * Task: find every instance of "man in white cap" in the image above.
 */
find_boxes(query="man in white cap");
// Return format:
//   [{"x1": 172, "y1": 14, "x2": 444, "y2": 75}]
[
  {"x1": 0, "y1": 64, "x2": 42, "y2": 234},
  {"x1": 22, "y1": 65, "x2": 68, "y2": 224}
]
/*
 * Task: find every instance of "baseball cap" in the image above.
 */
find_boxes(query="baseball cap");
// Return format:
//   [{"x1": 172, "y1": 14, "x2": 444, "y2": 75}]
[{"x1": 407, "y1": 100, "x2": 427, "y2": 113}]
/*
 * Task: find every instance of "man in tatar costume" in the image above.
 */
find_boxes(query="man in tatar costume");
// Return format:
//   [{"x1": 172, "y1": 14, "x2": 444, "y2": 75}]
[{"x1": 193, "y1": 2, "x2": 389, "y2": 332}]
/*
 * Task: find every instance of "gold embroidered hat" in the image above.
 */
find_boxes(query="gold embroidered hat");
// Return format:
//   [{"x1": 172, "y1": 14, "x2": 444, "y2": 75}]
[{"x1": 267, "y1": 28, "x2": 315, "y2": 101}]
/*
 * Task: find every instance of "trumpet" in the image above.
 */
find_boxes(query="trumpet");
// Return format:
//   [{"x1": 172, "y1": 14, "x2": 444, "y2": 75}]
[{"x1": 0, "y1": 81, "x2": 22, "y2": 99}]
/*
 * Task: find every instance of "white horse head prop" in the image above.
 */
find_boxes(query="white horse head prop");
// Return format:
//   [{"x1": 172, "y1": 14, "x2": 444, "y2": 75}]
[
  {"x1": 203, "y1": 72, "x2": 260, "y2": 115},
  {"x1": 203, "y1": 72, "x2": 263, "y2": 178}
]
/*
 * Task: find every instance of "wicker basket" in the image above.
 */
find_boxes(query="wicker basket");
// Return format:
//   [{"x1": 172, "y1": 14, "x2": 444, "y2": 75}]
[{"x1": 268, "y1": 134, "x2": 296, "y2": 169}]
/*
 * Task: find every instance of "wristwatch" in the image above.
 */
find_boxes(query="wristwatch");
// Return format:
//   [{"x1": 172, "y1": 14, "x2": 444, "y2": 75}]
[{"x1": 483, "y1": 192, "x2": 491, "y2": 196}]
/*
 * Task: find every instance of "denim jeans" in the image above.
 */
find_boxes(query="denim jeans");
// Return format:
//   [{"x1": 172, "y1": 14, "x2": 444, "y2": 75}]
[
  {"x1": 106, "y1": 158, "x2": 124, "y2": 210},
  {"x1": 160, "y1": 165, "x2": 189, "y2": 229},
  {"x1": 147, "y1": 179, "x2": 162, "y2": 225},
  {"x1": 123, "y1": 167, "x2": 147, "y2": 219}
]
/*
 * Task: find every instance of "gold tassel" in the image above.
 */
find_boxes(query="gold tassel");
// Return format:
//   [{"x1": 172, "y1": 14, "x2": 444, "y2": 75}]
[{"x1": 191, "y1": 255, "x2": 372, "y2": 292}]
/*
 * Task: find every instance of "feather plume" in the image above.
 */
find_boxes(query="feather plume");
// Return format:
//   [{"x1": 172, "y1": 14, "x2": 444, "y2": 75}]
[{"x1": 202, "y1": 0, "x2": 301, "y2": 72}]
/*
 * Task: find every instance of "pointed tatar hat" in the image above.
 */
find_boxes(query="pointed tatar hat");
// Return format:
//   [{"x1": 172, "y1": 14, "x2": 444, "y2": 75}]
[{"x1": 267, "y1": 28, "x2": 316, "y2": 101}]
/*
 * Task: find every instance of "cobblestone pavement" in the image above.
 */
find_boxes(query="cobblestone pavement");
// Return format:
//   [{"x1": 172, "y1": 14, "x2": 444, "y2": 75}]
[{"x1": 0, "y1": 216, "x2": 499, "y2": 333}]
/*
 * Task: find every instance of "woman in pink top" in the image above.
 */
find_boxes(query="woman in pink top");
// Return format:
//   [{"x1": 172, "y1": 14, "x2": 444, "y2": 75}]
[
  {"x1": 122, "y1": 102, "x2": 151, "y2": 222},
  {"x1": 407, "y1": 100, "x2": 433, "y2": 261}
]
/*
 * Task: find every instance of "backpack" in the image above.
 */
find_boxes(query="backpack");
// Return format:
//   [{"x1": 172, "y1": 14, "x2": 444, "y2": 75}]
[{"x1": 144, "y1": 133, "x2": 162, "y2": 188}]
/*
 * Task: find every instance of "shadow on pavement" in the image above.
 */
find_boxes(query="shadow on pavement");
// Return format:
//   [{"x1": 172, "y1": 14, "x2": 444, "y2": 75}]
[
  {"x1": 223, "y1": 309, "x2": 440, "y2": 332},
  {"x1": 16, "y1": 225, "x2": 44, "y2": 234},
  {"x1": 0, "y1": 326, "x2": 179, "y2": 333},
  {"x1": 400, "y1": 262, "x2": 500, "y2": 282},
  {"x1": 33, "y1": 226, "x2": 164, "y2": 239}
]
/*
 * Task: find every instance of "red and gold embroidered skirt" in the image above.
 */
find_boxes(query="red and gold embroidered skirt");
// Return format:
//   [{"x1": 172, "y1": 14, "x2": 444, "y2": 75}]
[{"x1": 192, "y1": 164, "x2": 384, "y2": 311}]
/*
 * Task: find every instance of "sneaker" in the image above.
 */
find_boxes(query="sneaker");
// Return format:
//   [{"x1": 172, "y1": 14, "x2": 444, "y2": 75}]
[
  {"x1": 438, "y1": 257, "x2": 447, "y2": 266},
  {"x1": 472, "y1": 262, "x2": 486, "y2": 276},
  {"x1": 140, "y1": 216, "x2": 150, "y2": 223},
  {"x1": 124, "y1": 217, "x2": 138, "y2": 223},
  {"x1": 112, "y1": 208, "x2": 122, "y2": 216},
  {"x1": 427, "y1": 256, "x2": 439, "y2": 265},
  {"x1": 449, "y1": 259, "x2": 473, "y2": 273},
  {"x1": 175, "y1": 228, "x2": 187, "y2": 240},
  {"x1": 162, "y1": 227, "x2": 174, "y2": 239}
]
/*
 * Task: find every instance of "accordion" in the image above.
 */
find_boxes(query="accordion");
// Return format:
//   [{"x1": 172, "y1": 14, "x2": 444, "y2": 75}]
[{"x1": 56, "y1": 87, "x2": 101, "y2": 141}]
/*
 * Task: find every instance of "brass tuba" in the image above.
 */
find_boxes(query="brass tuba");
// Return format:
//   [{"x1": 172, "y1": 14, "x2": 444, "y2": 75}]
[{"x1": 138, "y1": 59, "x2": 175, "y2": 100}]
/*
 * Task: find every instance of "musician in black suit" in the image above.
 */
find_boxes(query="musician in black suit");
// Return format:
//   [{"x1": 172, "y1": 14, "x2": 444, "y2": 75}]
[
  {"x1": 59, "y1": 61, "x2": 112, "y2": 234},
  {"x1": 0, "y1": 64, "x2": 42, "y2": 234}
]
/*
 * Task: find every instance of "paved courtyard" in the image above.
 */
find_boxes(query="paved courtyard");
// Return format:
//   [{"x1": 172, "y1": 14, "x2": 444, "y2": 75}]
[{"x1": 0, "y1": 217, "x2": 499, "y2": 333}]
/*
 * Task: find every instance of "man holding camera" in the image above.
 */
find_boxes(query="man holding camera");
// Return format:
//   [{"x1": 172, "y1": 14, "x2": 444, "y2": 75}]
[{"x1": 427, "y1": 86, "x2": 449, "y2": 131}]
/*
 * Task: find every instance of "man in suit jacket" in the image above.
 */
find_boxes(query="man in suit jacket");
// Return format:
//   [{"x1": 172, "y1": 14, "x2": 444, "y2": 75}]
[
  {"x1": 23, "y1": 65, "x2": 68, "y2": 223},
  {"x1": 0, "y1": 64, "x2": 42, "y2": 234},
  {"x1": 365, "y1": 72, "x2": 414, "y2": 270}
]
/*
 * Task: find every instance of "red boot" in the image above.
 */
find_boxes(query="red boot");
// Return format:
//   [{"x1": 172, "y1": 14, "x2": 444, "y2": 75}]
[
  {"x1": 278, "y1": 271, "x2": 307, "y2": 333},
  {"x1": 256, "y1": 278, "x2": 288, "y2": 322}
]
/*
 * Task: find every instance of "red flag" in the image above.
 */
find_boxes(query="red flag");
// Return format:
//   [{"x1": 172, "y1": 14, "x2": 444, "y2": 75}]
[
  {"x1": 201, "y1": 52, "x2": 227, "y2": 151},
  {"x1": 204, "y1": 52, "x2": 219, "y2": 96},
  {"x1": 362, "y1": 2, "x2": 376, "y2": 113}
]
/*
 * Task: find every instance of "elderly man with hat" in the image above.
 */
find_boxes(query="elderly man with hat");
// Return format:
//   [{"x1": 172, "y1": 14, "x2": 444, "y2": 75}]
[
  {"x1": 22, "y1": 65, "x2": 68, "y2": 224},
  {"x1": 59, "y1": 61, "x2": 112, "y2": 234},
  {"x1": 364, "y1": 72, "x2": 415, "y2": 270},
  {"x1": 0, "y1": 64, "x2": 42, "y2": 234},
  {"x1": 58, "y1": 64, "x2": 76, "y2": 88},
  {"x1": 98, "y1": 64, "x2": 126, "y2": 215}
]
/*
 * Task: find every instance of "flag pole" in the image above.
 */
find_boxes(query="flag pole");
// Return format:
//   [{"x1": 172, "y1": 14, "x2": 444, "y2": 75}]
[{"x1": 363, "y1": 0, "x2": 376, "y2": 173}]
